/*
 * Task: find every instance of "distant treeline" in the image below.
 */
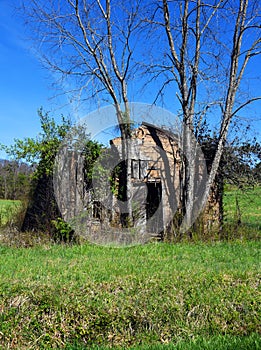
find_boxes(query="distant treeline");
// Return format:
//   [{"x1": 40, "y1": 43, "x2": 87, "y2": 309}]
[{"x1": 0, "y1": 159, "x2": 34, "y2": 200}]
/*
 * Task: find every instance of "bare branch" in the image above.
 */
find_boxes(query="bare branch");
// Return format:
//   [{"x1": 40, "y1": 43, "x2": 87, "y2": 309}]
[
  {"x1": 162, "y1": 0, "x2": 180, "y2": 71},
  {"x1": 231, "y1": 96, "x2": 261, "y2": 118}
]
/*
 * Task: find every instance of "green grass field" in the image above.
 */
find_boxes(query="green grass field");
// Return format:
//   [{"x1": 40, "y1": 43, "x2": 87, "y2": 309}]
[
  {"x1": 0, "y1": 187, "x2": 260, "y2": 349},
  {"x1": 223, "y1": 185, "x2": 261, "y2": 231},
  {"x1": 0, "y1": 199, "x2": 21, "y2": 226},
  {"x1": 0, "y1": 241, "x2": 260, "y2": 349}
]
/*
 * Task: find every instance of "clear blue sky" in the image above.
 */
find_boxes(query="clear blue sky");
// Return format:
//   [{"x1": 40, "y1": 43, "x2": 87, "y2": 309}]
[
  {"x1": 0, "y1": 1, "x2": 73, "y2": 159},
  {"x1": 0, "y1": 1, "x2": 260, "y2": 159}
]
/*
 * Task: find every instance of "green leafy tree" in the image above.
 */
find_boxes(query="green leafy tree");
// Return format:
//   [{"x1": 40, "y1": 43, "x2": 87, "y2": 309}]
[
  {"x1": 222, "y1": 138, "x2": 261, "y2": 187},
  {"x1": 2, "y1": 109, "x2": 73, "y2": 236},
  {"x1": 3, "y1": 108, "x2": 72, "y2": 178},
  {"x1": 3, "y1": 109, "x2": 104, "y2": 240}
]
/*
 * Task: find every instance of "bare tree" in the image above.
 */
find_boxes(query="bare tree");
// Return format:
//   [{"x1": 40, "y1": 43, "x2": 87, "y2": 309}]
[
  {"x1": 147, "y1": 0, "x2": 261, "y2": 232},
  {"x1": 20, "y1": 0, "x2": 261, "y2": 234},
  {"x1": 22, "y1": 0, "x2": 145, "y2": 224}
]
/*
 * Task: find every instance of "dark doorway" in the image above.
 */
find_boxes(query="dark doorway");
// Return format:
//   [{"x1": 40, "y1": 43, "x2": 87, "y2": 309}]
[{"x1": 146, "y1": 182, "x2": 163, "y2": 233}]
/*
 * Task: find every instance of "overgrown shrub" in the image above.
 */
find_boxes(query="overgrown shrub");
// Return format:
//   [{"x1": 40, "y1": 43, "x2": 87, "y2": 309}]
[{"x1": 51, "y1": 217, "x2": 76, "y2": 243}]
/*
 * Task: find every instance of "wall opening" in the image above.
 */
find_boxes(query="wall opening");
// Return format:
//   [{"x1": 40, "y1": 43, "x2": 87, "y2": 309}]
[{"x1": 146, "y1": 182, "x2": 163, "y2": 233}]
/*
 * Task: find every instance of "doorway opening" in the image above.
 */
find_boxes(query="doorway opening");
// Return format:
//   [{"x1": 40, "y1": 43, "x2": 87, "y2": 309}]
[{"x1": 146, "y1": 182, "x2": 163, "y2": 233}]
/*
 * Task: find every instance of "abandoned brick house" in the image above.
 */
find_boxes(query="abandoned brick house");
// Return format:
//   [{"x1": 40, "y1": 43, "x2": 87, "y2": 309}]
[
  {"x1": 109, "y1": 122, "x2": 222, "y2": 236},
  {"x1": 54, "y1": 121, "x2": 222, "y2": 241}
]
